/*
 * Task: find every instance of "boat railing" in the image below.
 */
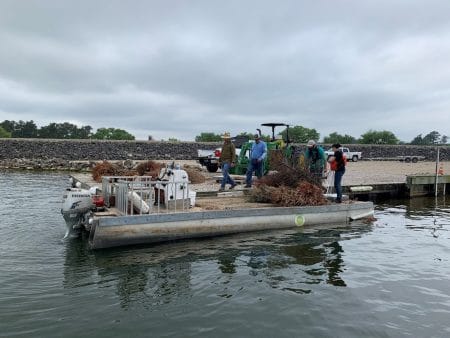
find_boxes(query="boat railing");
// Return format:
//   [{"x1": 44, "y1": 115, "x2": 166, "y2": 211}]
[
  {"x1": 102, "y1": 176, "x2": 152, "y2": 208},
  {"x1": 102, "y1": 176, "x2": 193, "y2": 216}
]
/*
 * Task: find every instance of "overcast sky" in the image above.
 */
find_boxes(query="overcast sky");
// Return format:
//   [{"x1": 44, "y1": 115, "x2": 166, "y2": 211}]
[{"x1": 1, "y1": 0, "x2": 449, "y2": 142}]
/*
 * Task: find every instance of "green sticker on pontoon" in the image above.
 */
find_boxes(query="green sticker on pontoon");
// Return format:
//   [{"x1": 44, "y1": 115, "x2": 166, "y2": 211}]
[{"x1": 295, "y1": 215, "x2": 305, "y2": 226}]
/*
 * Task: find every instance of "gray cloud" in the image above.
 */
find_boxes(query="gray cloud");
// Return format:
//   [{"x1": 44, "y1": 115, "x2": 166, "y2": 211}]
[{"x1": 0, "y1": 0, "x2": 449, "y2": 142}]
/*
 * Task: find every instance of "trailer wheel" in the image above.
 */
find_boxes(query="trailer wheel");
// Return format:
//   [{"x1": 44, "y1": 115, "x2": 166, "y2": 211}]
[
  {"x1": 352, "y1": 155, "x2": 358, "y2": 162},
  {"x1": 412, "y1": 157, "x2": 418, "y2": 163},
  {"x1": 404, "y1": 157, "x2": 411, "y2": 163},
  {"x1": 206, "y1": 163, "x2": 219, "y2": 172}
]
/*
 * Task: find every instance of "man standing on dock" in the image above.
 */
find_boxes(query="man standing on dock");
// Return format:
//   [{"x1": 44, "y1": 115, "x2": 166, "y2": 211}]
[
  {"x1": 245, "y1": 134, "x2": 267, "y2": 188},
  {"x1": 219, "y1": 132, "x2": 237, "y2": 192},
  {"x1": 328, "y1": 143, "x2": 346, "y2": 203}
]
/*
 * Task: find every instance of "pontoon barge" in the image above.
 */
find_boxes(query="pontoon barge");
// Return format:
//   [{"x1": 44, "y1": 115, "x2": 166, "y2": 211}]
[{"x1": 62, "y1": 170, "x2": 374, "y2": 250}]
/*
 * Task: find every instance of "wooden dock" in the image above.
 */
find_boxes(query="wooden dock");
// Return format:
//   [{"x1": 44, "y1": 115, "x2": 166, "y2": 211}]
[{"x1": 343, "y1": 174, "x2": 450, "y2": 200}]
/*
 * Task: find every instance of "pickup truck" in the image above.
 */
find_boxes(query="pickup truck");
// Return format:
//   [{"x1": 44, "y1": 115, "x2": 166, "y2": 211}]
[
  {"x1": 197, "y1": 148, "x2": 242, "y2": 172},
  {"x1": 325, "y1": 147, "x2": 362, "y2": 162},
  {"x1": 197, "y1": 148, "x2": 221, "y2": 172}
]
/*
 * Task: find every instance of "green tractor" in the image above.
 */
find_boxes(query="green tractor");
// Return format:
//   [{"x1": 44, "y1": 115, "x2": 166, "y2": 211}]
[{"x1": 230, "y1": 123, "x2": 296, "y2": 175}]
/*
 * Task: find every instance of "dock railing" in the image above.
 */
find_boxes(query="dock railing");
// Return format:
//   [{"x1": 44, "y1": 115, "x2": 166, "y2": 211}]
[{"x1": 101, "y1": 176, "x2": 193, "y2": 216}]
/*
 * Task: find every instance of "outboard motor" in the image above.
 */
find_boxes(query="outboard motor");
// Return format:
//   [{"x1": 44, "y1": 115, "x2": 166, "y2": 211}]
[{"x1": 61, "y1": 181, "x2": 96, "y2": 238}]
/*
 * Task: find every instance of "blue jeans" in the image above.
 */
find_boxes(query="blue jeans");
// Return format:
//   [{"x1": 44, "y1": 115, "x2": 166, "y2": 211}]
[
  {"x1": 334, "y1": 168, "x2": 345, "y2": 202},
  {"x1": 246, "y1": 159, "x2": 263, "y2": 186},
  {"x1": 221, "y1": 162, "x2": 236, "y2": 188}
]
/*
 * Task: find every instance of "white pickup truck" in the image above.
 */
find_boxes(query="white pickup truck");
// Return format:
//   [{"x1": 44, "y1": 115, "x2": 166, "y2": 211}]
[{"x1": 325, "y1": 147, "x2": 362, "y2": 162}]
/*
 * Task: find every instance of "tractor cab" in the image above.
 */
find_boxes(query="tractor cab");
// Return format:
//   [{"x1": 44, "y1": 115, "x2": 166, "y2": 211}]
[{"x1": 230, "y1": 123, "x2": 295, "y2": 175}]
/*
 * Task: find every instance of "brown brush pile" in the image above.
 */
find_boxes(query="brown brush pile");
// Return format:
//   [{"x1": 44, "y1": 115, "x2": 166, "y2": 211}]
[
  {"x1": 251, "y1": 165, "x2": 327, "y2": 206},
  {"x1": 184, "y1": 167, "x2": 206, "y2": 184},
  {"x1": 92, "y1": 160, "x2": 206, "y2": 183},
  {"x1": 258, "y1": 162, "x2": 321, "y2": 187},
  {"x1": 268, "y1": 149, "x2": 285, "y2": 171},
  {"x1": 135, "y1": 160, "x2": 162, "y2": 177},
  {"x1": 92, "y1": 161, "x2": 127, "y2": 182}
]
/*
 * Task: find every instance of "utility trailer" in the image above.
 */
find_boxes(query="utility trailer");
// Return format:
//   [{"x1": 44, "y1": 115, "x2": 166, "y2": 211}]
[{"x1": 397, "y1": 155, "x2": 425, "y2": 163}]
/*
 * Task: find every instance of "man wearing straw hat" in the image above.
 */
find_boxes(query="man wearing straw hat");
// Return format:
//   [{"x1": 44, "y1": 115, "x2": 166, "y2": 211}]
[{"x1": 219, "y1": 132, "x2": 237, "y2": 192}]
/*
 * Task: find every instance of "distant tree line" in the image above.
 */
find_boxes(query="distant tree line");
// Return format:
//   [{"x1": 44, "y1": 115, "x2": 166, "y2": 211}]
[
  {"x1": 1, "y1": 120, "x2": 447, "y2": 144},
  {"x1": 0, "y1": 120, "x2": 135, "y2": 140},
  {"x1": 195, "y1": 126, "x2": 448, "y2": 145}
]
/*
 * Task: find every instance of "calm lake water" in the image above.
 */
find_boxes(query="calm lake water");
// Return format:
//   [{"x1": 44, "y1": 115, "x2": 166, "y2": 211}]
[{"x1": 0, "y1": 171, "x2": 449, "y2": 338}]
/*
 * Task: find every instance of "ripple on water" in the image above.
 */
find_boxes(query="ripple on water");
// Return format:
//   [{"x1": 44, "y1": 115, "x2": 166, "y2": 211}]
[{"x1": 1, "y1": 173, "x2": 450, "y2": 337}]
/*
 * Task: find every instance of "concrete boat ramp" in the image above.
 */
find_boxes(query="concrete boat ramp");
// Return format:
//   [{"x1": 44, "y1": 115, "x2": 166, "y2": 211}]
[{"x1": 67, "y1": 173, "x2": 374, "y2": 250}]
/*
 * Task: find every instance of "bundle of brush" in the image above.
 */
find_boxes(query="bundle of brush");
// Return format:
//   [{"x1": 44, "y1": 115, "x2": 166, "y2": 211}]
[
  {"x1": 183, "y1": 167, "x2": 206, "y2": 184},
  {"x1": 251, "y1": 163, "x2": 327, "y2": 206},
  {"x1": 135, "y1": 160, "x2": 162, "y2": 178},
  {"x1": 92, "y1": 161, "x2": 127, "y2": 182},
  {"x1": 268, "y1": 149, "x2": 285, "y2": 171}
]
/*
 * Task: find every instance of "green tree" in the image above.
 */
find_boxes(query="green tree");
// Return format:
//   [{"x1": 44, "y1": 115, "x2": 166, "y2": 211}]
[
  {"x1": 280, "y1": 125, "x2": 320, "y2": 143},
  {"x1": 422, "y1": 131, "x2": 441, "y2": 144},
  {"x1": 238, "y1": 131, "x2": 272, "y2": 142},
  {"x1": 38, "y1": 122, "x2": 93, "y2": 139},
  {"x1": 0, "y1": 120, "x2": 15, "y2": 133},
  {"x1": 323, "y1": 132, "x2": 356, "y2": 144},
  {"x1": 92, "y1": 128, "x2": 135, "y2": 140},
  {"x1": 21, "y1": 120, "x2": 38, "y2": 138},
  {"x1": 73, "y1": 125, "x2": 93, "y2": 139},
  {"x1": 359, "y1": 130, "x2": 399, "y2": 144},
  {"x1": 411, "y1": 131, "x2": 448, "y2": 145},
  {"x1": 3, "y1": 120, "x2": 38, "y2": 138},
  {"x1": 195, "y1": 132, "x2": 222, "y2": 142},
  {"x1": 237, "y1": 132, "x2": 256, "y2": 139},
  {"x1": 410, "y1": 134, "x2": 424, "y2": 145},
  {"x1": 38, "y1": 123, "x2": 59, "y2": 138},
  {"x1": 0, "y1": 126, "x2": 11, "y2": 138}
]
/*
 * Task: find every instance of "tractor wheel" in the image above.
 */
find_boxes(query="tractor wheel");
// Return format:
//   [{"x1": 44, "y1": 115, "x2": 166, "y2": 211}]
[{"x1": 206, "y1": 163, "x2": 219, "y2": 172}]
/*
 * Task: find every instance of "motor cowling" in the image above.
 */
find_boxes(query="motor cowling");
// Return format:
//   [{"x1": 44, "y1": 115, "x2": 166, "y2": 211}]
[{"x1": 61, "y1": 188, "x2": 95, "y2": 238}]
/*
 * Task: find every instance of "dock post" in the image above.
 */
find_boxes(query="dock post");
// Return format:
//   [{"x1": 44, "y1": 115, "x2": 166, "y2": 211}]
[{"x1": 435, "y1": 147, "x2": 439, "y2": 197}]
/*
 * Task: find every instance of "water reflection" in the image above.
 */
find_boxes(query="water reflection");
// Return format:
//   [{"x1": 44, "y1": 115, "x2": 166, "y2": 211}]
[
  {"x1": 379, "y1": 196, "x2": 449, "y2": 216},
  {"x1": 63, "y1": 223, "x2": 373, "y2": 308},
  {"x1": 377, "y1": 196, "x2": 450, "y2": 238}
]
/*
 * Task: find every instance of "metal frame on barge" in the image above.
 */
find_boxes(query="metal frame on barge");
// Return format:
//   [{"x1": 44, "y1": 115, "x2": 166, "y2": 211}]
[{"x1": 65, "y1": 173, "x2": 374, "y2": 250}]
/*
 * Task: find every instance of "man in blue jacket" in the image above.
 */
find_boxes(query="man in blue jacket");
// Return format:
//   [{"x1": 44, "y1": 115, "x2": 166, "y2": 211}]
[{"x1": 245, "y1": 134, "x2": 267, "y2": 188}]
